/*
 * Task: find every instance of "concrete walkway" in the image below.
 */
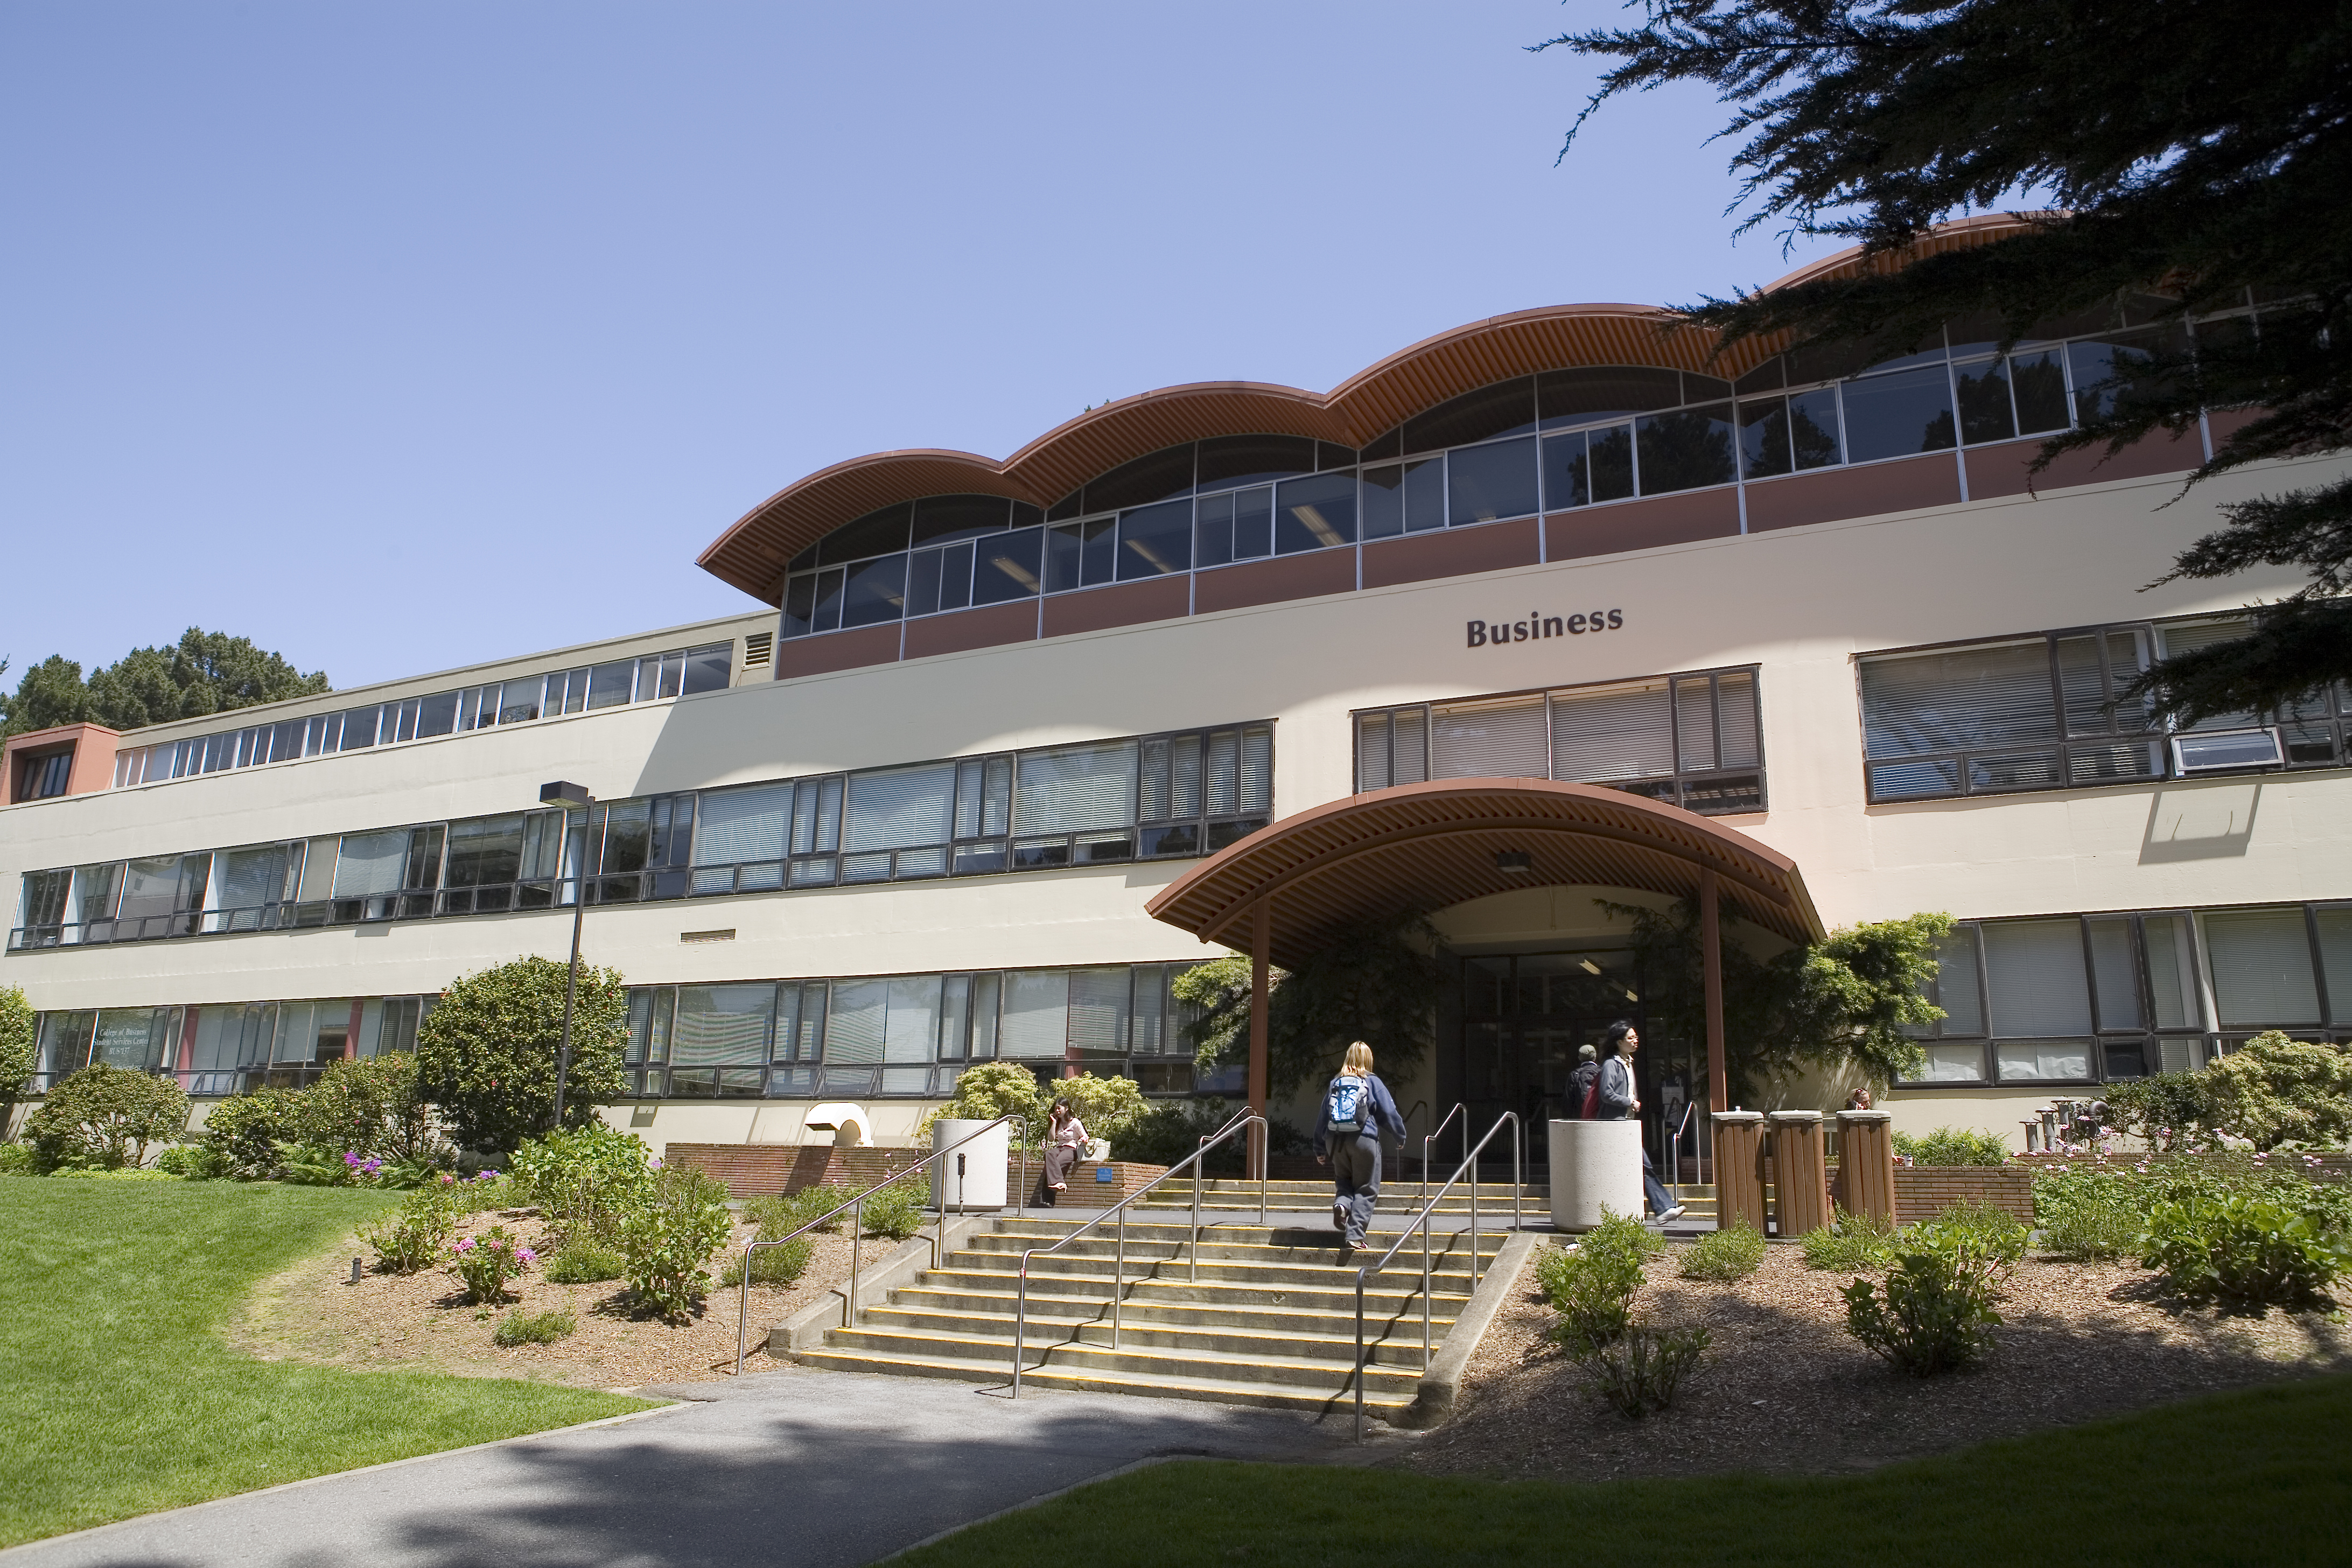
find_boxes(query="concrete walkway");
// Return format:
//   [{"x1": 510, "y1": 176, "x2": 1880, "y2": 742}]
[{"x1": 4, "y1": 1367, "x2": 1379, "y2": 1568}]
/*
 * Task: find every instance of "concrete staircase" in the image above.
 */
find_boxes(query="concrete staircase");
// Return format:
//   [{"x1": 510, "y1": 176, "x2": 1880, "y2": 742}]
[
  {"x1": 793, "y1": 1212, "x2": 1506, "y2": 1420},
  {"x1": 1132, "y1": 1175, "x2": 1718, "y2": 1227}
]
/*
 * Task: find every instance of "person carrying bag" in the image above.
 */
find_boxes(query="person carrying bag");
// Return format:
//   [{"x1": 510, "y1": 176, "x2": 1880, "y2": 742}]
[{"x1": 1313, "y1": 1041, "x2": 1408, "y2": 1255}]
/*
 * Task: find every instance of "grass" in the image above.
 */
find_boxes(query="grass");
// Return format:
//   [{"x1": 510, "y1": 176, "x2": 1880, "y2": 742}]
[
  {"x1": 893, "y1": 1374, "x2": 2352, "y2": 1567},
  {"x1": 0, "y1": 1178, "x2": 652, "y2": 1547}
]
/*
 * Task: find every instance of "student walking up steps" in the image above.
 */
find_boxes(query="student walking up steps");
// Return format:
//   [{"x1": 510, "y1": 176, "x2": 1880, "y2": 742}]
[{"x1": 1313, "y1": 1041, "x2": 1409, "y2": 1255}]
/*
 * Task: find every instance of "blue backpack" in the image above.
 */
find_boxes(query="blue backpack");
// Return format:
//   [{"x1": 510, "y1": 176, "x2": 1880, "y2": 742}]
[{"x1": 1326, "y1": 1075, "x2": 1373, "y2": 1135}]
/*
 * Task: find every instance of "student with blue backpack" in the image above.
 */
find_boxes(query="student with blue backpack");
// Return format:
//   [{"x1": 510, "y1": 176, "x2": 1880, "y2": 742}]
[{"x1": 1313, "y1": 1041, "x2": 1409, "y2": 1254}]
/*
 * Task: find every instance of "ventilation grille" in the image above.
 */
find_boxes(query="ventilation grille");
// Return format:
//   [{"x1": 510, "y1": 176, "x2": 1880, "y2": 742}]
[{"x1": 743, "y1": 631, "x2": 774, "y2": 669}]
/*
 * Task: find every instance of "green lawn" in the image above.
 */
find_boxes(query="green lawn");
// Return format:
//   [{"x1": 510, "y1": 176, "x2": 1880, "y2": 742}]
[
  {"x1": 0, "y1": 1177, "x2": 652, "y2": 1547},
  {"x1": 897, "y1": 1374, "x2": 2352, "y2": 1567}
]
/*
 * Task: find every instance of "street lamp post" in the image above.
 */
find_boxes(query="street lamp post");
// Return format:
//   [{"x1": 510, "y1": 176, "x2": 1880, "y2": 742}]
[{"x1": 541, "y1": 780, "x2": 593, "y2": 1128}]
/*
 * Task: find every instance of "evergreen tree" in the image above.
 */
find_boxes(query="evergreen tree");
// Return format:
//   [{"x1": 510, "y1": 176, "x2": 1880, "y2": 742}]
[
  {"x1": 1541, "y1": 0, "x2": 2352, "y2": 722},
  {"x1": 0, "y1": 629, "x2": 328, "y2": 738}
]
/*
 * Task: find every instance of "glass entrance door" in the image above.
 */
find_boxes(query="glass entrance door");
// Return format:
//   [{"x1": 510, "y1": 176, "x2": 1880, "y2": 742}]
[{"x1": 1455, "y1": 950, "x2": 1649, "y2": 1170}]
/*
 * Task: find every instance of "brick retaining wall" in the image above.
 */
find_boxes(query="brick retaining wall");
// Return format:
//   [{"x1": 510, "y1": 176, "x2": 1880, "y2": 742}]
[{"x1": 1892, "y1": 1165, "x2": 2035, "y2": 1224}]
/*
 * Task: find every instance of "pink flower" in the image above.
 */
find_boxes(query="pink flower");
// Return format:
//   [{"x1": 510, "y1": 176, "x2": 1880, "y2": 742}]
[
  {"x1": 455, "y1": 1237, "x2": 476, "y2": 1253},
  {"x1": 516, "y1": 1248, "x2": 537, "y2": 1264}
]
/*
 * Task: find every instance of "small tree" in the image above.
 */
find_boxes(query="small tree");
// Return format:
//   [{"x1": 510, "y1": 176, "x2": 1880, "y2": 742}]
[
  {"x1": 1175, "y1": 915, "x2": 1452, "y2": 1096},
  {"x1": 199, "y1": 1087, "x2": 302, "y2": 1180},
  {"x1": 22, "y1": 1065, "x2": 190, "y2": 1171},
  {"x1": 414, "y1": 956, "x2": 628, "y2": 1157},
  {"x1": 2204, "y1": 1033, "x2": 2352, "y2": 1152},
  {"x1": 2106, "y1": 1072, "x2": 2220, "y2": 1153},
  {"x1": 923, "y1": 1061, "x2": 1048, "y2": 1145},
  {"x1": 0, "y1": 985, "x2": 36, "y2": 1135}
]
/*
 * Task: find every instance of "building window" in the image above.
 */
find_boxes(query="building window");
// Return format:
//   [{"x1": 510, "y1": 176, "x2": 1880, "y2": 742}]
[
  {"x1": 1356, "y1": 667, "x2": 1762, "y2": 816},
  {"x1": 1859, "y1": 615, "x2": 2351, "y2": 803},
  {"x1": 621, "y1": 961, "x2": 1202, "y2": 1101},
  {"x1": 15, "y1": 721, "x2": 1275, "y2": 950},
  {"x1": 1893, "y1": 902, "x2": 2352, "y2": 1090}
]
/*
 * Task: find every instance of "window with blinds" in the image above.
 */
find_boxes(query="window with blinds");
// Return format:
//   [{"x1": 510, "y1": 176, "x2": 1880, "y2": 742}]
[
  {"x1": 1355, "y1": 666, "x2": 1763, "y2": 815},
  {"x1": 1859, "y1": 614, "x2": 2345, "y2": 802}
]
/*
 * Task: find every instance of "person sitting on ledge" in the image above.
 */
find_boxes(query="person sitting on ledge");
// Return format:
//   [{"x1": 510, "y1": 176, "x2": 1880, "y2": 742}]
[{"x1": 1039, "y1": 1097, "x2": 1089, "y2": 1207}]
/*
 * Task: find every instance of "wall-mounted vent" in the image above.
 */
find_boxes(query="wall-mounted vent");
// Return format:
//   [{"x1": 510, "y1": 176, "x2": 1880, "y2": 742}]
[
  {"x1": 681, "y1": 928, "x2": 737, "y2": 944},
  {"x1": 743, "y1": 631, "x2": 774, "y2": 669},
  {"x1": 2171, "y1": 729, "x2": 2283, "y2": 774}
]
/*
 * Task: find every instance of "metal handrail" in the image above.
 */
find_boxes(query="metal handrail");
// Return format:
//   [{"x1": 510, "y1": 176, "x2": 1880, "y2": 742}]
[
  {"x1": 1011, "y1": 1113, "x2": 1269, "y2": 1397},
  {"x1": 1418, "y1": 1102, "x2": 1467, "y2": 1201},
  {"x1": 1667, "y1": 1100, "x2": 1696, "y2": 1201},
  {"x1": 1354, "y1": 1111, "x2": 1521, "y2": 1444},
  {"x1": 733, "y1": 1113, "x2": 1032, "y2": 1375}
]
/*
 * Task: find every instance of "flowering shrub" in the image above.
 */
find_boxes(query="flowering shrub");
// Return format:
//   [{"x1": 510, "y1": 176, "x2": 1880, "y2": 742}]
[
  {"x1": 620, "y1": 1168, "x2": 733, "y2": 1322},
  {"x1": 361, "y1": 1183, "x2": 458, "y2": 1273},
  {"x1": 510, "y1": 1125, "x2": 653, "y2": 1245},
  {"x1": 452, "y1": 1225, "x2": 536, "y2": 1304}
]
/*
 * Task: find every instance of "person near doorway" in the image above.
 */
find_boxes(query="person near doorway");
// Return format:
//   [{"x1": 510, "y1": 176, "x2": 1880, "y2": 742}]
[
  {"x1": 1592, "y1": 1021, "x2": 1684, "y2": 1223},
  {"x1": 1040, "y1": 1097, "x2": 1089, "y2": 1206},
  {"x1": 1845, "y1": 1087, "x2": 1874, "y2": 1111},
  {"x1": 1313, "y1": 1041, "x2": 1408, "y2": 1254},
  {"x1": 1566, "y1": 1043, "x2": 1600, "y2": 1120}
]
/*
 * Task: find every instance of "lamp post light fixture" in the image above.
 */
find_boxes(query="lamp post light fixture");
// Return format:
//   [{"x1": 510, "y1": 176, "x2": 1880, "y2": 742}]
[{"x1": 540, "y1": 780, "x2": 593, "y2": 1128}]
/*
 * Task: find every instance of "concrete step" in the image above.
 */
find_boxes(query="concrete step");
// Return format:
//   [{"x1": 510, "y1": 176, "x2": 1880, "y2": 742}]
[
  {"x1": 971, "y1": 1225, "x2": 1502, "y2": 1265},
  {"x1": 794, "y1": 1345, "x2": 1416, "y2": 1417},
  {"x1": 885, "y1": 1285, "x2": 1463, "y2": 1341},
  {"x1": 852, "y1": 1306, "x2": 1443, "y2": 1367},
  {"x1": 920, "y1": 1251, "x2": 1483, "y2": 1292},
  {"x1": 822, "y1": 1324, "x2": 1428, "y2": 1396}
]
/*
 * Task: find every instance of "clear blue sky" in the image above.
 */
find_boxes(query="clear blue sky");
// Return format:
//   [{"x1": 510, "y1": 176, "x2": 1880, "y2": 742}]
[{"x1": 2, "y1": 3, "x2": 1850, "y2": 692}]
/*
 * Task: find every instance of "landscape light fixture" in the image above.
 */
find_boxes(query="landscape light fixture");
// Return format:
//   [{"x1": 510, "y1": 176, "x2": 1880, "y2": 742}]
[
  {"x1": 1494, "y1": 850, "x2": 1533, "y2": 873},
  {"x1": 540, "y1": 780, "x2": 594, "y2": 1126}
]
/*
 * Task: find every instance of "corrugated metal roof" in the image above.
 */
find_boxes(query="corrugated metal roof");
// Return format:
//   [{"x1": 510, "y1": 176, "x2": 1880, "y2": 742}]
[{"x1": 1144, "y1": 778, "x2": 1823, "y2": 970}]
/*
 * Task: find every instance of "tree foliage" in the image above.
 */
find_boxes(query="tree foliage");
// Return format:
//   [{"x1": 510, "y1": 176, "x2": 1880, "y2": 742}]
[
  {"x1": 0, "y1": 985, "x2": 36, "y2": 1128},
  {"x1": 2202, "y1": 1032, "x2": 2352, "y2": 1153},
  {"x1": 22, "y1": 1064, "x2": 190, "y2": 1171},
  {"x1": 1603, "y1": 898, "x2": 1949, "y2": 1103},
  {"x1": 0, "y1": 628, "x2": 329, "y2": 738},
  {"x1": 286, "y1": 1054, "x2": 448, "y2": 1165},
  {"x1": 1540, "y1": 0, "x2": 2352, "y2": 722},
  {"x1": 1173, "y1": 915, "x2": 1453, "y2": 1096},
  {"x1": 413, "y1": 956, "x2": 629, "y2": 1156}
]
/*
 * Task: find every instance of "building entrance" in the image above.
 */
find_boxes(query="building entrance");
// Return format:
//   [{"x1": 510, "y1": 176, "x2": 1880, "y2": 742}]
[{"x1": 1453, "y1": 949, "x2": 1695, "y2": 1174}]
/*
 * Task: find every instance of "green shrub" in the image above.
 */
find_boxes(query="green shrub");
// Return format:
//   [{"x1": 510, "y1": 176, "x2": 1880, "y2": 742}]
[
  {"x1": 2141, "y1": 1195, "x2": 2346, "y2": 1312},
  {"x1": 1913, "y1": 1200, "x2": 2030, "y2": 1280},
  {"x1": 450, "y1": 1224, "x2": 535, "y2": 1305},
  {"x1": 859, "y1": 1175, "x2": 928, "y2": 1241},
  {"x1": 1843, "y1": 1247, "x2": 2003, "y2": 1375},
  {"x1": 1892, "y1": 1126, "x2": 2011, "y2": 1166},
  {"x1": 2033, "y1": 1167, "x2": 2147, "y2": 1259},
  {"x1": 23, "y1": 1064, "x2": 190, "y2": 1172},
  {"x1": 0, "y1": 985, "x2": 36, "y2": 1128},
  {"x1": 510, "y1": 1124, "x2": 653, "y2": 1245},
  {"x1": 451, "y1": 1171, "x2": 518, "y2": 1214},
  {"x1": 413, "y1": 955, "x2": 631, "y2": 1156},
  {"x1": 286, "y1": 1054, "x2": 449, "y2": 1166},
  {"x1": 1576, "y1": 1325, "x2": 1712, "y2": 1417},
  {"x1": 0, "y1": 1141, "x2": 37, "y2": 1176},
  {"x1": 492, "y1": 1307, "x2": 576, "y2": 1346},
  {"x1": 154, "y1": 1142, "x2": 228, "y2": 1180},
  {"x1": 360, "y1": 1182, "x2": 458, "y2": 1273},
  {"x1": 1677, "y1": 1225, "x2": 1765, "y2": 1282},
  {"x1": 1584, "y1": 1209, "x2": 1667, "y2": 1263},
  {"x1": 1799, "y1": 1209, "x2": 1901, "y2": 1272},
  {"x1": 544, "y1": 1240, "x2": 627, "y2": 1283},
  {"x1": 620, "y1": 1167, "x2": 733, "y2": 1322},
  {"x1": 2106, "y1": 1073, "x2": 2220, "y2": 1152},
  {"x1": 1536, "y1": 1238, "x2": 1645, "y2": 1355},
  {"x1": 745, "y1": 1187, "x2": 846, "y2": 1236},
  {"x1": 738, "y1": 1235, "x2": 815, "y2": 1286},
  {"x1": 2204, "y1": 1032, "x2": 2352, "y2": 1152},
  {"x1": 199, "y1": 1089, "x2": 300, "y2": 1180}
]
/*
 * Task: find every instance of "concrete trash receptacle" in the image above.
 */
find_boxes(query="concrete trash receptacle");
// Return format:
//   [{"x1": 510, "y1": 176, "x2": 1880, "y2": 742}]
[
  {"x1": 930, "y1": 1118, "x2": 1010, "y2": 1212},
  {"x1": 1548, "y1": 1118, "x2": 1643, "y2": 1231}
]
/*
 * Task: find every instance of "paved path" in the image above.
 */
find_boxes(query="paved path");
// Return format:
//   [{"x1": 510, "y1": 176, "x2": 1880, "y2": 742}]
[{"x1": 5, "y1": 1367, "x2": 1380, "y2": 1568}]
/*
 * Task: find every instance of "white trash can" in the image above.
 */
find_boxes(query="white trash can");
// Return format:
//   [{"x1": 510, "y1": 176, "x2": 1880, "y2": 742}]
[
  {"x1": 930, "y1": 1118, "x2": 1010, "y2": 1212},
  {"x1": 1548, "y1": 1118, "x2": 1643, "y2": 1231}
]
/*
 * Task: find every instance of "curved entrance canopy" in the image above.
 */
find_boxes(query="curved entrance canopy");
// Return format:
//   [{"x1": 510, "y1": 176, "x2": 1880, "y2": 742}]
[{"x1": 1144, "y1": 779, "x2": 1825, "y2": 1150}]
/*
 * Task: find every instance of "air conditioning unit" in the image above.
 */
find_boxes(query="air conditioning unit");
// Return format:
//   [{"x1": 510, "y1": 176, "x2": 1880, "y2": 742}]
[{"x1": 2170, "y1": 727, "x2": 2283, "y2": 774}]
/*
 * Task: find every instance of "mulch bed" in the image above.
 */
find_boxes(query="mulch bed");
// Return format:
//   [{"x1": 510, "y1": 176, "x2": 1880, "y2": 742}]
[
  {"x1": 1399, "y1": 1241, "x2": 2352, "y2": 1481},
  {"x1": 234, "y1": 1205, "x2": 864, "y2": 1390}
]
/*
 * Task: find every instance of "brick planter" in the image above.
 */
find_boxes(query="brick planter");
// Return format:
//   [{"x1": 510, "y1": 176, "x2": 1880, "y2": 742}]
[{"x1": 1891, "y1": 1164, "x2": 2035, "y2": 1224}]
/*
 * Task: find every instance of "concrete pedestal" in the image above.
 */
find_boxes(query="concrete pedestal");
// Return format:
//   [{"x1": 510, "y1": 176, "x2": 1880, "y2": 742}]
[
  {"x1": 1547, "y1": 1118, "x2": 1643, "y2": 1231},
  {"x1": 1712, "y1": 1111, "x2": 1768, "y2": 1234},
  {"x1": 1836, "y1": 1109, "x2": 1897, "y2": 1223},
  {"x1": 1768, "y1": 1111, "x2": 1831, "y2": 1237},
  {"x1": 930, "y1": 1118, "x2": 1010, "y2": 1212}
]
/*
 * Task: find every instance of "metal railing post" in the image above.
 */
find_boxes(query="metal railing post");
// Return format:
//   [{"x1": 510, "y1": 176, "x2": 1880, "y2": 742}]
[
  {"x1": 1112, "y1": 1208, "x2": 1124, "y2": 1348},
  {"x1": 1420, "y1": 1224, "x2": 1431, "y2": 1369},
  {"x1": 1012, "y1": 1253, "x2": 1028, "y2": 1397},
  {"x1": 1353, "y1": 1272, "x2": 1367, "y2": 1444},
  {"x1": 1470, "y1": 1171, "x2": 1480, "y2": 1289},
  {"x1": 849, "y1": 1194, "x2": 862, "y2": 1321},
  {"x1": 1191, "y1": 1150, "x2": 1202, "y2": 1283}
]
